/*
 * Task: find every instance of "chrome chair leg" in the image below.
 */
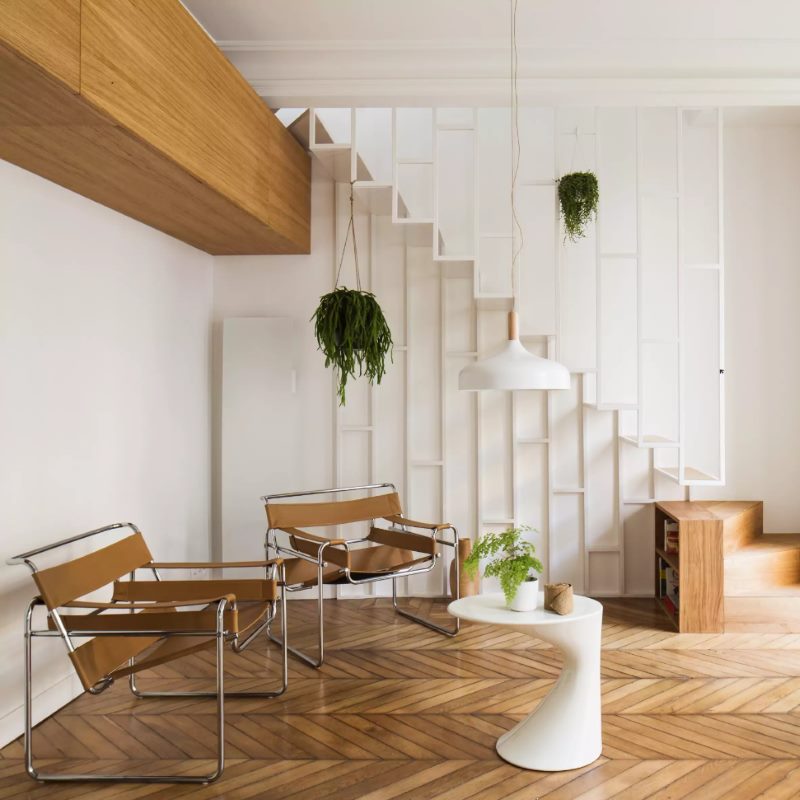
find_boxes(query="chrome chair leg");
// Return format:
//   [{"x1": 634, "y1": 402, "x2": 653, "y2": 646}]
[
  {"x1": 391, "y1": 528, "x2": 460, "y2": 637},
  {"x1": 267, "y1": 560, "x2": 325, "y2": 668},
  {"x1": 24, "y1": 598, "x2": 226, "y2": 784}
]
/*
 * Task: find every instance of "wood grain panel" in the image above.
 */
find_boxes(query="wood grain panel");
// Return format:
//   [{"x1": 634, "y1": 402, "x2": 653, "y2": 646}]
[
  {"x1": 0, "y1": 0, "x2": 310, "y2": 255},
  {"x1": 0, "y1": 0, "x2": 79, "y2": 90},
  {"x1": 681, "y1": 519, "x2": 724, "y2": 633},
  {"x1": 80, "y1": 0, "x2": 310, "y2": 253}
]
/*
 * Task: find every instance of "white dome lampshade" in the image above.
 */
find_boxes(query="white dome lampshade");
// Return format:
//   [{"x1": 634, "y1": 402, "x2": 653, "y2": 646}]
[{"x1": 459, "y1": 311, "x2": 570, "y2": 391}]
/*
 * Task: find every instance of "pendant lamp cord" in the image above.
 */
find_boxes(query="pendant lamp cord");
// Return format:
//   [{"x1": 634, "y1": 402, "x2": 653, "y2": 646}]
[
  {"x1": 510, "y1": 0, "x2": 522, "y2": 313},
  {"x1": 335, "y1": 180, "x2": 362, "y2": 291}
]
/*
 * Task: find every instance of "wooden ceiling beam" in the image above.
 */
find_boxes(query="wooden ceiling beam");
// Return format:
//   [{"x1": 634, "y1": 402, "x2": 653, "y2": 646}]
[{"x1": 0, "y1": 0, "x2": 310, "y2": 255}]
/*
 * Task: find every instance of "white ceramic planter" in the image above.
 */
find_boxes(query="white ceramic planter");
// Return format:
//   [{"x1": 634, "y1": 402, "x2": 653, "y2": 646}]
[{"x1": 509, "y1": 577, "x2": 539, "y2": 611}]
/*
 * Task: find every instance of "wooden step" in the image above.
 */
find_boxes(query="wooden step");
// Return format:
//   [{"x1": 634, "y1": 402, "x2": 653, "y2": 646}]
[
  {"x1": 724, "y1": 534, "x2": 800, "y2": 595},
  {"x1": 724, "y1": 593, "x2": 800, "y2": 633}
]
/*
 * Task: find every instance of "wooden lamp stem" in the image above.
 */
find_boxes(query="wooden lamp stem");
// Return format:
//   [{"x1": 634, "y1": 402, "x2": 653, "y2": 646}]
[{"x1": 507, "y1": 310, "x2": 519, "y2": 341}]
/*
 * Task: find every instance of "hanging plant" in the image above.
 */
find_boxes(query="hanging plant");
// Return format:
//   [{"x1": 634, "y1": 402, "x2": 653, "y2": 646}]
[
  {"x1": 558, "y1": 171, "x2": 599, "y2": 242},
  {"x1": 312, "y1": 183, "x2": 393, "y2": 405}
]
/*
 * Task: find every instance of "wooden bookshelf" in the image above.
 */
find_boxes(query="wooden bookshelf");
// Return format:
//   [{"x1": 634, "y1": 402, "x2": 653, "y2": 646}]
[{"x1": 654, "y1": 501, "x2": 764, "y2": 633}]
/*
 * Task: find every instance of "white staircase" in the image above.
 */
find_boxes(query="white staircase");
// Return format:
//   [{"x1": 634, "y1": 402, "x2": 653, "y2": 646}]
[{"x1": 274, "y1": 104, "x2": 726, "y2": 598}]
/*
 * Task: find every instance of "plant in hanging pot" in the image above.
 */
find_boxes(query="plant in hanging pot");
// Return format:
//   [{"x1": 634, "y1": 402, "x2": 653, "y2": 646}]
[
  {"x1": 557, "y1": 171, "x2": 599, "y2": 242},
  {"x1": 463, "y1": 526, "x2": 544, "y2": 611},
  {"x1": 312, "y1": 182, "x2": 393, "y2": 405},
  {"x1": 312, "y1": 286, "x2": 393, "y2": 405}
]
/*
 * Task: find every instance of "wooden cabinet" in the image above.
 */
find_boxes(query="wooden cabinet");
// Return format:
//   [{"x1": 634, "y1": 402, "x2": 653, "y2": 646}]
[
  {"x1": 0, "y1": 0, "x2": 310, "y2": 255},
  {"x1": 654, "y1": 501, "x2": 762, "y2": 633}
]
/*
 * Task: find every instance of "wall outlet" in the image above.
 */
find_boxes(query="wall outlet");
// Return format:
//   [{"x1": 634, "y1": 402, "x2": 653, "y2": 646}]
[{"x1": 189, "y1": 567, "x2": 209, "y2": 579}]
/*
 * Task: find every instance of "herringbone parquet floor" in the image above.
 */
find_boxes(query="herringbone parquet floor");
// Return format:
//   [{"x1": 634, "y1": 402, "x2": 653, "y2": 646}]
[{"x1": 2, "y1": 597, "x2": 800, "y2": 798}]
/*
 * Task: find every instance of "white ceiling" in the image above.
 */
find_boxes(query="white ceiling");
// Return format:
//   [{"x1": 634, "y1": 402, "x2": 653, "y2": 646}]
[{"x1": 184, "y1": 0, "x2": 800, "y2": 107}]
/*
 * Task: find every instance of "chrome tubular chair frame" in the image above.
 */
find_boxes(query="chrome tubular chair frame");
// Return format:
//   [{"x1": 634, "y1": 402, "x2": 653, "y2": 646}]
[
  {"x1": 263, "y1": 483, "x2": 460, "y2": 669},
  {"x1": 9, "y1": 522, "x2": 287, "y2": 784},
  {"x1": 127, "y1": 561, "x2": 288, "y2": 701}
]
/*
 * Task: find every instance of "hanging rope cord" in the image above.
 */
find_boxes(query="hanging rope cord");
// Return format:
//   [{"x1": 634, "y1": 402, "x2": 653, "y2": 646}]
[
  {"x1": 335, "y1": 180, "x2": 362, "y2": 292},
  {"x1": 510, "y1": 0, "x2": 523, "y2": 313}
]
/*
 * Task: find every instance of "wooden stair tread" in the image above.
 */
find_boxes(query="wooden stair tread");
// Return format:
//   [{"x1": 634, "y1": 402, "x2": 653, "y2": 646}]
[
  {"x1": 725, "y1": 533, "x2": 800, "y2": 554},
  {"x1": 725, "y1": 534, "x2": 800, "y2": 598},
  {"x1": 657, "y1": 499, "x2": 762, "y2": 523}
]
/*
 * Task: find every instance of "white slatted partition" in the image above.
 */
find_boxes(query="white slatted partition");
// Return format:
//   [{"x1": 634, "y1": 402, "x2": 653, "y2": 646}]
[{"x1": 299, "y1": 103, "x2": 726, "y2": 598}]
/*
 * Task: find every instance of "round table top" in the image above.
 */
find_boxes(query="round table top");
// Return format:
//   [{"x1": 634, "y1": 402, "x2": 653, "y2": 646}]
[{"x1": 448, "y1": 592, "x2": 602, "y2": 627}]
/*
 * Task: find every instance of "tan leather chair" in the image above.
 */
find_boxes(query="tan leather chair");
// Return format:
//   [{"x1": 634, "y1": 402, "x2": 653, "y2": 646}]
[
  {"x1": 8, "y1": 521, "x2": 287, "y2": 784},
  {"x1": 263, "y1": 483, "x2": 459, "y2": 668}
]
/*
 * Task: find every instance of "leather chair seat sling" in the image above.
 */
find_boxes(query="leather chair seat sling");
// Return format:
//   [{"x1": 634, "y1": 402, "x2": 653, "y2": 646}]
[{"x1": 264, "y1": 483, "x2": 459, "y2": 668}]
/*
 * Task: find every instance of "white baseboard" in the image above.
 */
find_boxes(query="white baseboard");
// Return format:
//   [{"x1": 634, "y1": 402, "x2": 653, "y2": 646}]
[{"x1": 0, "y1": 670, "x2": 83, "y2": 750}]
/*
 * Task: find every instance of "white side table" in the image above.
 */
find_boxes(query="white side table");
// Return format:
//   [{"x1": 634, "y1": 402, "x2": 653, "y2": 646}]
[{"x1": 448, "y1": 592, "x2": 603, "y2": 771}]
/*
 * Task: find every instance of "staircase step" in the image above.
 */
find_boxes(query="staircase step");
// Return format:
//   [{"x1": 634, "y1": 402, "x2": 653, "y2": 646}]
[
  {"x1": 725, "y1": 534, "x2": 800, "y2": 595},
  {"x1": 724, "y1": 594, "x2": 800, "y2": 633}
]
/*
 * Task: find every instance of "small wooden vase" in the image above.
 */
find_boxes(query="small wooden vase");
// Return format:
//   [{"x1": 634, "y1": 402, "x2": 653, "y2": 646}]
[
  {"x1": 449, "y1": 538, "x2": 478, "y2": 598},
  {"x1": 545, "y1": 582, "x2": 574, "y2": 615}
]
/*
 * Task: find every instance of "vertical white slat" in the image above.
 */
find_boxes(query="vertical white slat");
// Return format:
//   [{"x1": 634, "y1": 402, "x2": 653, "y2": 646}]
[
  {"x1": 368, "y1": 213, "x2": 377, "y2": 596},
  {"x1": 614, "y1": 410, "x2": 625, "y2": 594},
  {"x1": 553, "y1": 112, "x2": 562, "y2": 362},
  {"x1": 676, "y1": 108, "x2": 686, "y2": 484},
  {"x1": 332, "y1": 181, "x2": 343, "y2": 600},
  {"x1": 432, "y1": 109, "x2": 441, "y2": 259},
  {"x1": 545, "y1": 335, "x2": 556, "y2": 583},
  {"x1": 440, "y1": 263, "x2": 448, "y2": 595},
  {"x1": 403, "y1": 238, "x2": 411, "y2": 597},
  {"x1": 635, "y1": 108, "x2": 644, "y2": 446},
  {"x1": 717, "y1": 107, "x2": 726, "y2": 485},
  {"x1": 511, "y1": 390, "x2": 519, "y2": 530},
  {"x1": 391, "y1": 108, "x2": 398, "y2": 221},
  {"x1": 595, "y1": 110, "x2": 603, "y2": 407},
  {"x1": 580, "y1": 373, "x2": 589, "y2": 594}
]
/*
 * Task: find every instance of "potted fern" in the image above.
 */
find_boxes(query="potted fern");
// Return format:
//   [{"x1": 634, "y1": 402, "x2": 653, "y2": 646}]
[
  {"x1": 313, "y1": 183, "x2": 393, "y2": 405},
  {"x1": 463, "y1": 526, "x2": 544, "y2": 611},
  {"x1": 557, "y1": 171, "x2": 599, "y2": 242}
]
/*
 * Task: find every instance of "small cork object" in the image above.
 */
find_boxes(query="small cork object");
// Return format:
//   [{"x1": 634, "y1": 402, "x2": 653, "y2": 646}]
[
  {"x1": 449, "y1": 538, "x2": 479, "y2": 598},
  {"x1": 545, "y1": 583, "x2": 574, "y2": 615}
]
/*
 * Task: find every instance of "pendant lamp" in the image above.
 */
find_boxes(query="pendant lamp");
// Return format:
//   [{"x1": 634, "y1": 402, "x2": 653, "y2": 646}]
[{"x1": 459, "y1": 0, "x2": 570, "y2": 393}]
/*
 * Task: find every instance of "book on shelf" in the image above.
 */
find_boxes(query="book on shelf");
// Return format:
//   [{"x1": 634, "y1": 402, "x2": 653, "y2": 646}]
[
  {"x1": 664, "y1": 521, "x2": 679, "y2": 554},
  {"x1": 665, "y1": 566, "x2": 680, "y2": 609},
  {"x1": 662, "y1": 595, "x2": 677, "y2": 616}
]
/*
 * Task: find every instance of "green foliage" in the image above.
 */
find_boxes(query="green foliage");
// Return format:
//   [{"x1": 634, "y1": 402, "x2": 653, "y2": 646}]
[
  {"x1": 558, "y1": 171, "x2": 599, "y2": 242},
  {"x1": 463, "y1": 526, "x2": 543, "y2": 605},
  {"x1": 312, "y1": 287, "x2": 393, "y2": 405}
]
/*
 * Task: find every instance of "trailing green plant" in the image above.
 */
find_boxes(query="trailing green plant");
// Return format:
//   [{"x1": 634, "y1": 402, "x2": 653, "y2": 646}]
[
  {"x1": 463, "y1": 526, "x2": 543, "y2": 605},
  {"x1": 558, "y1": 171, "x2": 599, "y2": 242},
  {"x1": 312, "y1": 286, "x2": 393, "y2": 405}
]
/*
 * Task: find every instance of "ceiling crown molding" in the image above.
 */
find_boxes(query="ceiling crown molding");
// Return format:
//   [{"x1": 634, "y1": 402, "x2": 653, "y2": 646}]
[{"x1": 215, "y1": 37, "x2": 800, "y2": 108}]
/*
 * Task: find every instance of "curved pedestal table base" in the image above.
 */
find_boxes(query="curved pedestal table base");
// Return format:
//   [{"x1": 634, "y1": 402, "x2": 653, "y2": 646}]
[
  {"x1": 497, "y1": 614, "x2": 602, "y2": 771},
  {"x1": 448, "y1": 593, "x2": 603, "y2": 772}
]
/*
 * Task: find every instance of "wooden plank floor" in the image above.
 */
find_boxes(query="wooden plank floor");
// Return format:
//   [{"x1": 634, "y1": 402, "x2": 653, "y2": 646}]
[{"x1": 2, "y1": 598, "x2": 800, "y2": 798}]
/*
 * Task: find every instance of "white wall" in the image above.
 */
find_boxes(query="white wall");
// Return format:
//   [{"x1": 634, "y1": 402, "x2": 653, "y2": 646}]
[
  {"x1": 0, "y1": 161, "x2": 213, "y2": 746},
  {"x1": 212, "y1": 167, "x2": 336, "y2": 562},
  {"x1": 693, "y1": 123, "x2": 800, "y2": 531}
]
